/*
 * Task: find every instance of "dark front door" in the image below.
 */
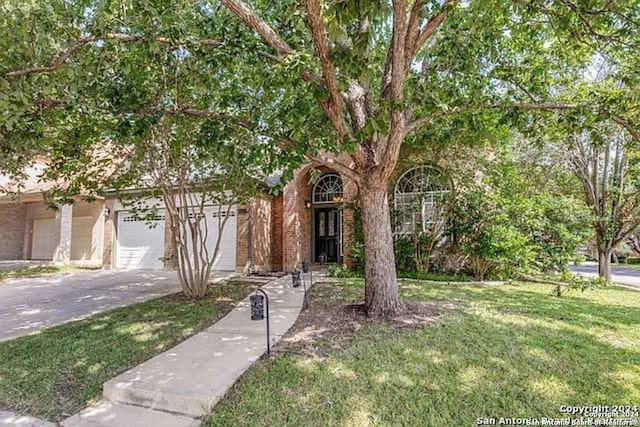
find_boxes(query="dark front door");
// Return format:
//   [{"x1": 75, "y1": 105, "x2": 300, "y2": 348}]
[{"x1": 315, "y1": 207, "x2": 340, "y2": 263}]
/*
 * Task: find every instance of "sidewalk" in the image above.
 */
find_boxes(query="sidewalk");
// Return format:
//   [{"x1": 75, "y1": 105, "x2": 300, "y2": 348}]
[{"x1": 61, "y1": 272, "x2": 319, "y2": 427}]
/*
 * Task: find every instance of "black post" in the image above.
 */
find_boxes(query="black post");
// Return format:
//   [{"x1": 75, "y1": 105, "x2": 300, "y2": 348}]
[
  {"x1": 252, "y1": 289, "x2": 270, "y2": 356},
  {"x1": 302, "y1": 275, "x2": 308, "y2": 309},
  {"x1": 302, "y1": 260, "x2": 310, "y2": 309}
]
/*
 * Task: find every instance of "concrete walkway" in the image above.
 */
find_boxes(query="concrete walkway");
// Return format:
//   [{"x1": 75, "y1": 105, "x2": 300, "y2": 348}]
[
  {"x1": 0, "y1": 270, "x2": 239, "y2": 342},
  {"x1": 0, "y1": 412, "x2": 56, "y2": 427},
  {"x1": 61, "y1": 272, "x2": 319, "y2": 427}
]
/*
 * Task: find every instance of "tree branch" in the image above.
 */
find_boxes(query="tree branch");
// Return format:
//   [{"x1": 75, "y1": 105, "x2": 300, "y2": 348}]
[
  {"x1": 307, "y1": 152, "x2": 360, "y2": 184},
  {"x1": 305, "y1": 0, "x2": 347, "y2": 141},
  {"x1": 2, "y1": 33, "x2": 223, "y2": 78},
  {"x1": 613, "y1": 115, "x2": 640, "y2": 143},
  {"x1": 405, "y1": 102, "x2": 580, "y2": 135},
  {"x1": 388, "y1": 0, "x2": 408, "y2": 100},
  {"x1": 409, "y1": 0, "x2": 456, "y2": 63}
]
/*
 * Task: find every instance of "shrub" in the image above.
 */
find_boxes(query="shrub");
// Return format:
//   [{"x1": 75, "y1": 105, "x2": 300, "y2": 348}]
[
  {"x1": 397, "y1": 270, "x2": 472, "y2": 282},
  {"x1": 447, "y1": 191, "x2": 535, "y2": 280},
  {"x1": 328, "y1": 264, "x2": 361, "y2": 278}
]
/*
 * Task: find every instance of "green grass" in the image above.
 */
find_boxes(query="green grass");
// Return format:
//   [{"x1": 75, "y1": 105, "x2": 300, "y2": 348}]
[
  {"x1": 0, "y1": 281, "x2": 255, "y2": 422},
  {"x1": 207, "y1": 280, "x2": 640, "y2": 426},
  {"x1": 0, "y1": 266, "x2": 97, "y2": 282}
]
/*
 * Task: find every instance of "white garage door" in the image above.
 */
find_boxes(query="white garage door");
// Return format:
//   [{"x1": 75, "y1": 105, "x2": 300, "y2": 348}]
[
  {"x1": 116, "y1": 211, "x2": 166, "y2": 269},
  {"x1": 179, "y1": 207, "x2": 237, "y2": 271},
  {"x1": 71, "y1": 217, "x2": 93, "y2": 261},
  {"x1": 31, "y1": 219, "x2": 56, "y2": 260}
]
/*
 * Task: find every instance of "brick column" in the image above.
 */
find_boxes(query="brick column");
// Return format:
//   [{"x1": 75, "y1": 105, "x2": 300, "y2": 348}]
[
  {"x1": 102, "y1": 199, "x2": 115, "y2": 268},
  {"x1": 52, "y1": 204, "x2": 73, "y2": 264}
]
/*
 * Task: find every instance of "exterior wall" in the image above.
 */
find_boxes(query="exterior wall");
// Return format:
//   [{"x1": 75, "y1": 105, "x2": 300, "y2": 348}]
[
  {"x1": 250, "y1": 196, "x2": 273, "y2": 271},
  {"x1": 23, "y1": 200, "x2": 104, "y2": 262},
  {"x1": 281, "y1": 159, "x2": 360, "y2": 271},
  {"x1": 102, "y1": 199, "x2": 116, "y2": 268},
  {"x1": 72, "y1": 200, "x2": 105, "y2": 262},
  {"x1": 236, "y1": 196, "x2": 273, "y2": 273},
  {"x1": 23, "y1": 202, "x2": 56, "y2": 259},
  {"x1": 0, "y1": 203, "x2": 27, "y2": 260},
  {"x1": 271, "y1": 196, "x2": 284, "y2": 271},
  {"x1": 282, "y1": 169, "x2": 313, "y2": 271}
]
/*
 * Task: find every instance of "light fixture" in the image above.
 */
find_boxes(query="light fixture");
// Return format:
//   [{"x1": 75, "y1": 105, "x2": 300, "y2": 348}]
[
  {"x1": 103, "y1": 207, "x2": 111, "y2": 217},
  {"x1": 304, "y1": 199, "x2": 312, "y2": 209}
]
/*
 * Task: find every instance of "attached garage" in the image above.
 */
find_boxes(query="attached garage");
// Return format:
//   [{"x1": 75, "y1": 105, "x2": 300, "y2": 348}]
[
  {"x1": 31, "y1": 218, "x2": 56, "y2": 260},
  {"x1": 70, "y1": 217, "x2": 94, "y2": 261},
  {"x1": 114, "y1": 205, "x2": 237, "y2": 271},
  {"x1": 115, "y1": 211, "x2": 166, "y2": 269},
  {"x1": 31, "y1": 216, "x2": 97, "y2": 261},
  {"x1": 182, "y1": 207, "x2": 237, "y2": 271}
]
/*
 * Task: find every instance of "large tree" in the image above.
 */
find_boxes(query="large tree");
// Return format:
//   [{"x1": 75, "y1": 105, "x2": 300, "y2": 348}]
[
  {"x1": 215, "y1": 0, "x2": 639, "y2": 314},
  {"x1": 2, "y1": 1, "x2": 639, "y2": 315}
]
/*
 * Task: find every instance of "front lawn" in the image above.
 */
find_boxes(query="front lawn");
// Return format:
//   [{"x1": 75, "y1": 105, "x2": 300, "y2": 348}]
[
  {"x1": 0, "y1": 281, "x2": 255, "y2": 423},
  {"x1": 208, "y1": 280, "x2": 640, "y2": 426},
  {"x1": 0, "y1": 265, "x2": 98, "y2": 282}
]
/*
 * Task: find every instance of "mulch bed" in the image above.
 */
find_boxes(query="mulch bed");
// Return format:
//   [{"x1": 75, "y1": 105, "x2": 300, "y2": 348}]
[{"x1": 276, "y1": 280, "x2": 460, "y2": 359}]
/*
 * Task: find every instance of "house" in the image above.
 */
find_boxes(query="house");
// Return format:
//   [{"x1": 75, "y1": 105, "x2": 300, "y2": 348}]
[{"x1": 0, "y1": 157, "x2": 446, "y2": 272}]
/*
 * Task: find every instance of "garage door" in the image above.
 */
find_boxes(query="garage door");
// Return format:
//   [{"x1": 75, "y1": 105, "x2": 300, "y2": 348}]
[
  {"x1": 71, "y1": 217, "x2": 93, "y2": 261},
  {"x1": 31, "y1": 219, "x2": 56, "y2": 260},
  {"x1": 116, "y1": 211, "x2": 166, "y2": 269},
  {"x1": 179, "y1": 207, "x2": 237, "y2": 271},
  {"x1": 205, "y1": 207, "x2": 237, "y2": 271}
]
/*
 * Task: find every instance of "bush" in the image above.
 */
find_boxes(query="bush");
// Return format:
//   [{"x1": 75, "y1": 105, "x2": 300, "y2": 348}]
[
  {"x1": 397, "y1": 270, "x2": 472, "y2": 282},
  {"x1": 394, "y1": 238, "x2": 417, "y2": 272},
  {"x1": 447, "y1": 191, "x2": 535, "y2": 280},
  {"x1": 328, "y1": 264, "x2": 361, "y2": 278},
  {"x1": 627, "y1": 256, "x2": 640, "y2": 265}
]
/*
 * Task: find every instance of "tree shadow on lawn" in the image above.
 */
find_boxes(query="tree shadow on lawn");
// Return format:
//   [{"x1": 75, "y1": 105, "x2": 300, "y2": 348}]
[
  {"x1": 208, "y1": 281, "x2": 640, "y2": 427},
  {"x1": 0, "y1": 281, "x2": 256, "y2": 423}
]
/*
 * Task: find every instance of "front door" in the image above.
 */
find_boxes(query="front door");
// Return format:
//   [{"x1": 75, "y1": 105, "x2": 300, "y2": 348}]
[{"x1": 315, "y1": 207, "x2": 340, "y2": 263}]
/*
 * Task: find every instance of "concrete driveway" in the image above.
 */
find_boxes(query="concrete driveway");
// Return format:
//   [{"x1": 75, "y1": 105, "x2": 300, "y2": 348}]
[
  {"x1": 0, "y1": 270, "x2": 185, "y2": 342},
  {"x1": 570, "y1": 262, "x2": 640, "y2": 290}
]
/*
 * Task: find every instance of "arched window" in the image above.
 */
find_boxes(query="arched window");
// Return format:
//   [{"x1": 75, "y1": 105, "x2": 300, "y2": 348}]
[
  {"x1": 394, "y1": 166, "x2": 450, "y2": 236},
  {"x1": 313, "y1": 174, "x2": 343, "y2": 204}
]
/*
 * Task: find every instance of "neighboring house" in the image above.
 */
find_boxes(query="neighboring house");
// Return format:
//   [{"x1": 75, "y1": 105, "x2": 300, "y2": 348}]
[{"x1": 0, "y1": 157, "x2": 445, "y2": 272}]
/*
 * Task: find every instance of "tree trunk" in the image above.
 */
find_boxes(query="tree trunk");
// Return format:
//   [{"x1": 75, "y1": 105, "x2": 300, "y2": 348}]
[
  {"x1": 360, "y1": 180, "x2": 403, "y2": 317},
  {"x1": 597, "y1": 247, "x2": 612, "y2": 281}
]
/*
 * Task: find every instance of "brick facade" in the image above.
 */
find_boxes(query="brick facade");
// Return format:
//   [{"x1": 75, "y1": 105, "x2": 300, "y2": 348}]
[
  {"x1": 236, "y1": 196, "x2": 273, "y2": 273},
  {"x1": 0, "y1": 199, "x2": 104, "y2": 263},
  {"x1": 271, "y1": 196, "x2": 284, "y2": 271},
  {"x1": 280, "y1": 161, "x2": 359, "y2": 272},
  {"x1": 1, "y1": 167, "x2": 363, "y2": 271},
  {"x1": 102, "y1": 199, "x2": 116, "y2": 267},
  {"x1": 0, "y1": 203, "x2": 27, "y2": 260}
]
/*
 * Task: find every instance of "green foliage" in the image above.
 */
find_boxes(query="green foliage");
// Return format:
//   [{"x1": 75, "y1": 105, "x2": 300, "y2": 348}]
[
  {"x1": 393, "y1": 237, "x2": 417, "y2": 273},
  {"x1": 397, "y1": 270, "x2": 472, "y2": 283},
  {"x1": 208, "y1": 280, "x2": 640, "y2": 426},
  {"x1": 0, "y1": 280, "x2": 256, "y2": 422},
  {"x1": 553, "y1": 270, "x2": 609, "y2": 297},
  {"x1": 448, "y1": 190, "x2": 534, "y2": 279},
  {"x1": 447, "y1": 144, "x2": 593, "y2": 279},
  {"x1": 627, "y1": 256, "x2": 640, "y2": 265},
  {"x1": 328, "y1": 264, "x2": 360, "y2": 278}
]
